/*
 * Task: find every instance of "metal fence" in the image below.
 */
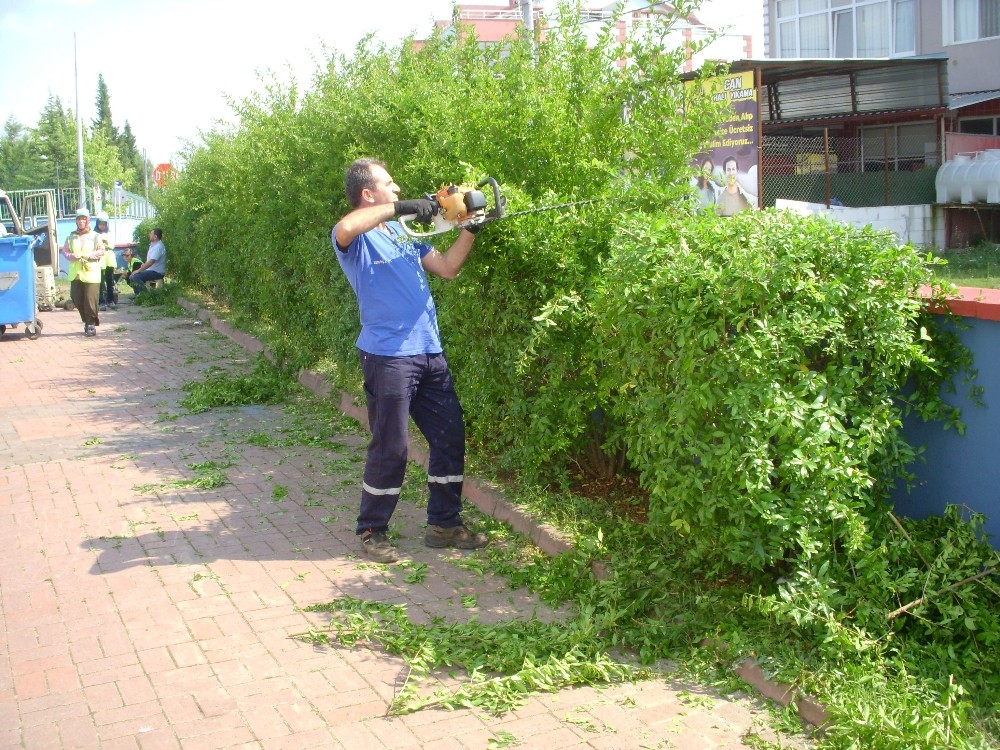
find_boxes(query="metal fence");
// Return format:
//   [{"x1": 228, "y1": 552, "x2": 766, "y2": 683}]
[
  {"x1": 0, "y1": 186, "x2": 155, "y2": 224},
  {"x1": 761, "y1": 129, "x2": 941, "y2": 209}
]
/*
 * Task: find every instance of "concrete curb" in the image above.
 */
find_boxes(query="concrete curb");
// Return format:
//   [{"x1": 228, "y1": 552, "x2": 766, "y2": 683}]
[
  {"x1": 734, "y1": 659, "x2": 830, "y2": 730},
  {"x1": 177, "y1": 295, "x2": 830, "y2": 731}
]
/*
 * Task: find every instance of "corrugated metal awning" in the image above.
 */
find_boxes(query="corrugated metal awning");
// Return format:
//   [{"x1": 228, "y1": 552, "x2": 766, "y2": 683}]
[
  {"x1": 683, "y1": 56, "x2": 950, "y2": 127},
  {"x1": 950, "y1": 90, "x2": 1000, "y2": 110}
]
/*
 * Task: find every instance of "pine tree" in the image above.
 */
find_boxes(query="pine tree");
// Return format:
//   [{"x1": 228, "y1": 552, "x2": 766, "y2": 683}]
[
  {"x1": 92, "y1": 74, "x2": 119, "y2": 142},
  {"x1": 35, "y1": 95, "x2": 77, "y2": 188}
]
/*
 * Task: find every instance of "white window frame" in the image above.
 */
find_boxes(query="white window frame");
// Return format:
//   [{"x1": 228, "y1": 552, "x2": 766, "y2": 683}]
[
  {"x1": 944, "y1": 0, "x2": 1000, "y2": 44},
  {"x1": 775, "y1": 0, "x2": 916, "y2": 57}
]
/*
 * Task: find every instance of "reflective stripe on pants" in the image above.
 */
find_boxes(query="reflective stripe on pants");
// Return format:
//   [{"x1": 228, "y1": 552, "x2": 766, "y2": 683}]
[{"x1": 355, "y1": 351, "x2": 465, "y2": 534}]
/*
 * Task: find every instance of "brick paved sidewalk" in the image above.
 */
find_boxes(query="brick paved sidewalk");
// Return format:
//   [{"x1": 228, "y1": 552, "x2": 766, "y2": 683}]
[{"x1": 0, "y1": 302, "x2": 816, "y2": 749}]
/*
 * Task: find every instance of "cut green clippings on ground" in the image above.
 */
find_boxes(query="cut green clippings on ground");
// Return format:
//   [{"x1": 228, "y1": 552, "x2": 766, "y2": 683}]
[
  {"x1": 179, "y1": 356, "x2": 293, "y2": 414},
  {"x1": 294, "y1": 596, "x2": 653, "y2": 717}
]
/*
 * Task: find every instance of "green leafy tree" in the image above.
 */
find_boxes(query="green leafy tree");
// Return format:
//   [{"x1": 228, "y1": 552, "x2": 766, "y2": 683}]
[
  {"x1": 84, "y1": 127, "x2": 136, "y2": 195},
  {"x1": 0, "y1": 116, "x2": 49, "y2": 190}
]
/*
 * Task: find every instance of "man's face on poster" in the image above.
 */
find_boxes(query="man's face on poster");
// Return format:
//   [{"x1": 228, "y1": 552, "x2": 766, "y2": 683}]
[{"x1": 724, "y1": 158, "x2": 739, "y2": 188}]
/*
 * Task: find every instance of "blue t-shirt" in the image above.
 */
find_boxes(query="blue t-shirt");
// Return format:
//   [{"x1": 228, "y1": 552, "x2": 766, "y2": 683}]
[{"x1": 333, "y1": 220, "x2": 442, "y2": 356}]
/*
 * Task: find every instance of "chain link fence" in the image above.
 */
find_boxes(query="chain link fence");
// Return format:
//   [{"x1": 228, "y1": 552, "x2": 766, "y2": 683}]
[{"x1": 762, "y1": 128, "x2": 941, "y2": 209}]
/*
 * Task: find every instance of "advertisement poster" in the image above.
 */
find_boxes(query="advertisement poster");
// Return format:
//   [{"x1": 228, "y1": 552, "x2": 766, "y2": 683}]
[{"x1": 690, "y1": 70, "x2": 760, "y2": 215}]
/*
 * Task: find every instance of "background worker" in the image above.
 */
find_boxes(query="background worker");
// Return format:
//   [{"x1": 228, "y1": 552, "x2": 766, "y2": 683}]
[
  {"x1": 129, "y1": 228, "x2": 166, "y2": 295},
  {"x1": 95, "y1": 212, "x2": 117, "y2": 311},
  {"x1": 61, "y1": 208, "x2": 104, "y2": 337},
  {"x1": 119, "y1": 246, "x2": 141, "y2": 283},
  {"x1": 332, "y1": 158, "x2": 488, "y2": 563}
]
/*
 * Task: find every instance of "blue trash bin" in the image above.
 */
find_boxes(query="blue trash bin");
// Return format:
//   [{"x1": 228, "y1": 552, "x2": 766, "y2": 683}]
[{"x1": 0, "y1": 235, "x2": 43, "y2": 339}]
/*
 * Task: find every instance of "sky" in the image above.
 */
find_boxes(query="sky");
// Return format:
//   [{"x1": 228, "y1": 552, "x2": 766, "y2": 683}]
[{"x1": 0, "y1": 1, "x2": 764, "y2": 167}]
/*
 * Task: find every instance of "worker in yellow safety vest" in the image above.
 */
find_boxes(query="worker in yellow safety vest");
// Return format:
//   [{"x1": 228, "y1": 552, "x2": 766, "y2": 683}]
[
  {"x1": 61, "y1": 207, "x2": 105, "y2": 337},
  {"x1": 95, "y1": 212, "x2": 117, "y2": 311}
]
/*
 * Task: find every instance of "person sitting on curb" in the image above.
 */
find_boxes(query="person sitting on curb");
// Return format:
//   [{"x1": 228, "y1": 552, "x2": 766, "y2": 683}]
[
  {"x1": 118, "y1": 247, "x2": 142, "y2": 285},
  {"x1": 129, "y1": 228, "x2": 167, "y2": 295}
]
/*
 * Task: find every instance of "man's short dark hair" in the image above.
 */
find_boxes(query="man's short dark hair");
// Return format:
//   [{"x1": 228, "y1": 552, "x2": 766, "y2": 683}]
[
  {"x1": 152, "y1": 228, "x2": 163, "y2": 240},
  {"x1": 345, "y1": 158, "x2": 386, "y2": 208},
  {"x1": 723, "y1": 156, "x2": 738, "y2": 170}
]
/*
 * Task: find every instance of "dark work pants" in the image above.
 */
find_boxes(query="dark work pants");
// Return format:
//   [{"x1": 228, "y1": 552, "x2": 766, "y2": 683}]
[
  {"x1": 99, "y1": 267, "x2": 116, "y2": 304},
  {"x1": 356, "y1": 351, "x2": 465, "y2": 535},
  {"x1": 70, "y1": 280, "x2": 100, "y2": 326},
  {"x1": 130, "y1": 269, "x2": 164, "y2": 294}
]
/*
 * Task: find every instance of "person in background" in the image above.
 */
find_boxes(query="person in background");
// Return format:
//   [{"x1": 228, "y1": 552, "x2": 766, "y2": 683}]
[
  {"x1": 61, "y1": 208, "x2": 104, "y2": 337},
  {"x1": 95, "y1": 212, "x2": 117, "y2": 311},
  {"x1": 129, "y1": 228, "x2": 166, "y2": 295},
  {"x1": 120, "y1": 247, "x2": 141, "y2": 283},
  {"x1": 332, "y1": 157, "x2": 489, "y2": 563}
]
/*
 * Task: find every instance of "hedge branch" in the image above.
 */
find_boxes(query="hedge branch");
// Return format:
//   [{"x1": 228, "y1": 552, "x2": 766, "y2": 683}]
[{"x1": 887, "y1": 568, "x2": 997, "y2": 620}]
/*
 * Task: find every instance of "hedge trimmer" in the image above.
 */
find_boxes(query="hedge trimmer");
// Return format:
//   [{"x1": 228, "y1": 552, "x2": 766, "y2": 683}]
[{"x1": 399, "y1": 177, "x2": 597, "y2": 237}]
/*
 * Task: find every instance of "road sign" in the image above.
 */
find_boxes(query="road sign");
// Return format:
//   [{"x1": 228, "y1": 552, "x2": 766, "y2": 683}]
[{"x1": 152, "y1": 163, "x2": 175, "y2": 188}]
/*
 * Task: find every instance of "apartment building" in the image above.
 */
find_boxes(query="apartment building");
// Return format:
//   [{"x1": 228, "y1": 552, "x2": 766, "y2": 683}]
[
  {"x1": 422, "y1": 1, "x2": 752, "y2": 71},
  {"x1": 763, "y1": 0, "x2": 1000, "y2": 135}
]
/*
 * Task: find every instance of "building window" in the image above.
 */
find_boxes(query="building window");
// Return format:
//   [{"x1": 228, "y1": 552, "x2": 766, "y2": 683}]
[
  {"x1": 834, "y1": 10, "x2": 854, "y2": 56},
  {"x1": 894, "y1": 0, "x2": 915, "y2": 53},
  {"x1": 861, "y1": 122, "x2": 937, "y2": 170},
  {"x1": 776, "y1": 0, "x2": 916, "y2": 57},
  {"x1": 949, "y1": 0, "x2": 1000, "y2": 42},
  {"x1": 959, "y1": 116, "x2": 1000, "y2": 134},
  {"x1": 858, "y1": 2, "x2": 890, "y2": 55}
]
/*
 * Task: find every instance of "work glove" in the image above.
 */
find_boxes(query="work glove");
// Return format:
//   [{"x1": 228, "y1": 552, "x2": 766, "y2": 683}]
[
  {"x1": 463, "y1": 221, "x2": 484, "y2": 235},
  {"x1": 394, "y1": 198, "x2": 438, "y2": 223}
]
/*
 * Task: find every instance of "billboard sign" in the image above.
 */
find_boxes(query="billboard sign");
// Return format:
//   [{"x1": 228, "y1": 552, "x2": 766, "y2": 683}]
[{"x1": 690, "y1": 70, "x2": 761, "y2": 215}]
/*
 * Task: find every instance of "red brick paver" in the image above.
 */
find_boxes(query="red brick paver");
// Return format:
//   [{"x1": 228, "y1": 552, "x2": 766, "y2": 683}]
[{"x1": 0, "y1": 301, "x2": 815, "y2": 749}]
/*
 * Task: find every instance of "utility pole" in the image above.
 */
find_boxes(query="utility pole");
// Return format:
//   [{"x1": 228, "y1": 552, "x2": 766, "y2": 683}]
[
  {"x1": 521, "y1": 0, "x2": 536, "y2": 61},
  {"x1": 74, "y1": 32, "x2": 87, "y2": 211}
]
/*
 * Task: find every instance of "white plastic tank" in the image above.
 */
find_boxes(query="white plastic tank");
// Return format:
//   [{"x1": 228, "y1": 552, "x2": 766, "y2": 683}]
[{"x1": 936, "y1": 151, "x2": 1000, "y2": 204}]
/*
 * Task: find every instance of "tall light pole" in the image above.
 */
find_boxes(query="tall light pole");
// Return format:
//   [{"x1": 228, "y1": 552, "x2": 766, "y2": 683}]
[
  {"x1": 74, "y1": 32, "x2": 87, "y2": 211},
  {"x1": 522, "y1": 0, "x2": 537, "y2": 62}
]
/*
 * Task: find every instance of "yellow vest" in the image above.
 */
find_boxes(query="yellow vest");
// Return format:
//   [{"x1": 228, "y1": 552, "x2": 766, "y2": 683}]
[
  {"x1": 66, "y1": 231, "x2": 104, "y2": 284},
  {"x1": 99, "y1": 236, "x2": 117, "y2": 269}
]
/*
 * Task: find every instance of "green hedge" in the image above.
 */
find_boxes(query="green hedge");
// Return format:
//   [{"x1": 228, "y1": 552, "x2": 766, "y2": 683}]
[{"x1": 157, "y1": 2, "x2": 963, "y2": 576}]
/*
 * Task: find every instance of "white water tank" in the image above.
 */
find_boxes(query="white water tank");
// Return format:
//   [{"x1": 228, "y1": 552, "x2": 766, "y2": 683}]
[{"x1": 936, "y1": 150, "x2": 1000, "y2": 204}]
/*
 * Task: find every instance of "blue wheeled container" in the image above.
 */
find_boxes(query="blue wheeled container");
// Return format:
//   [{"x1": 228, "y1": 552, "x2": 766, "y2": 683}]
[{"x1": 0, "y1": 235, "x2": 43, "y2": 339}]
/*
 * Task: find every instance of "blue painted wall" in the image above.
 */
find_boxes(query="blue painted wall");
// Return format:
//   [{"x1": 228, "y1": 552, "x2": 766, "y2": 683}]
[{"x1": 892, "y1": 315, "x2": 1000, "y2": 546}]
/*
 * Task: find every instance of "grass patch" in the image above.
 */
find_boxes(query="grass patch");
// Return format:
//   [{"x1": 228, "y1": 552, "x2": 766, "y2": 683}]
[
  {"x1": 931, "y1": 242, "x2": 1000, "y2": 288},
  {"x1": 129, "y1": 279, "x2": 187, "y2": 316}
]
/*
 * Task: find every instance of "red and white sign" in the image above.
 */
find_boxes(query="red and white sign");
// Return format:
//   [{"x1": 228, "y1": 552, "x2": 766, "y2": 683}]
[{"x1": 152, "y1": 163, "x2": 175, "y2": 187}]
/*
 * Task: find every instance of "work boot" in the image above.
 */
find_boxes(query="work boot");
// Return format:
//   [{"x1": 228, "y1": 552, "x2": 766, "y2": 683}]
[
  {"x1": 360, "y1": 530, "x2": 399, "y2": 563},
  {"x1": 424, "y1": 523, "x2": 489, "y2": 550}
]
